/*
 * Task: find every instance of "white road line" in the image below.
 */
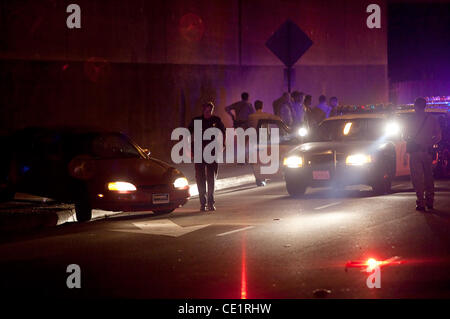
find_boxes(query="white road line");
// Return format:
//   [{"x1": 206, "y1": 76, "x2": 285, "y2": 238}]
[
  {"x1": 216, "y1": 226, "x2": 255, "y2": 237},
  {"x1": 314, "y1": 202, "x2": 342, "y2": 210}
]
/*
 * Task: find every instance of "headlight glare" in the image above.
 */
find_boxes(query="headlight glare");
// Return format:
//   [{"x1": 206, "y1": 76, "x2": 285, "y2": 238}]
[
  {"x1": 298, "y1": 127, "x2": 308, "y2": 137},
  {"x1": 283, "y1": 156, "x2": 303, "y2": 168},
  {"x1": 108, "y1": 181, "x2": 137, "y2": 192},
  {"x1": 345, "y1": 154, "x2": 372, "y2": 166},
  {"x1": 385, "y1": 121, "x2": 400, "y2": 136},
  {"x1": 173, "y1": 177, "x2": 189, "y2": 189}
]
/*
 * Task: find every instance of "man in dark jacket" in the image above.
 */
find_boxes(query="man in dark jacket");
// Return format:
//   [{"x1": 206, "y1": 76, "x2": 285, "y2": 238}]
[{"x1": 188, "y1": 102, "x2": 226, "y2": 211}]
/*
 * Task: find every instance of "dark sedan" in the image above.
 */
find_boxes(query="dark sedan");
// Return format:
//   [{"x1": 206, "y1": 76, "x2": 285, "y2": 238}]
[{"x1": 0, "y1": 127, "x2": 190, "y2": 221}]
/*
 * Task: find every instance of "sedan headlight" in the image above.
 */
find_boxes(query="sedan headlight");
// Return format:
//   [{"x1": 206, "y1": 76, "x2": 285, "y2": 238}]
[
  {"x1": 173, "y1": 177, "x2": 189, "y2": 189},
  {"x1": 283, "y1": 156, "x2": 303, "y2": 168},
  {"x1": 345, "y1": 154, "x2": 372, "y2": 166},
  {"x1": 108, "y1": 181, "x2": 137, "y2": 192}
]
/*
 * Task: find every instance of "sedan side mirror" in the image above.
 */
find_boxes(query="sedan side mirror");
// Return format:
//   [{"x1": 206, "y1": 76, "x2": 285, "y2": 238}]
[{"x1": 142, "y1": 148, "x2": 151, "y2": 156}]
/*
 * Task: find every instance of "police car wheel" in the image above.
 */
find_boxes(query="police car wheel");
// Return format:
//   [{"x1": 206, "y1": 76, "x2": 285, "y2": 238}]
[
  {"x1": 374, "y1": 157, "x2": 395, "y2": 194},
  {"x1": 371, "y1": 171, "x2": 392, "y2": 195},
  {"x1": 372, "y1": 179, "x2": 391, "y2": 195},
  {"x1": 153, "y1": 209, "x2": 175, "y2": 215},
  {"x1": 286, "y1": 179, "x2": 307, "y2": 197}
]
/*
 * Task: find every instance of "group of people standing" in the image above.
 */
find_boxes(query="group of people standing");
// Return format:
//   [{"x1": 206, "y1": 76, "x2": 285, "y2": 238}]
[
  {"x1": 272, "y1": 92, "x2": 339, "y2": 130},
  {"x1": 225, "y1": 92, "x2": 282, "y2": 130},
  {"x1": 224, "y1": 91, "x2": 339, "y2": 131}
]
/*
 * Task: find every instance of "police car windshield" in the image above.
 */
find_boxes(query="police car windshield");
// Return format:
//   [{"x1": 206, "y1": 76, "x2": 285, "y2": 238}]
[{"x1": 313, "y1": 118, "x2": 385, "y2": 142}]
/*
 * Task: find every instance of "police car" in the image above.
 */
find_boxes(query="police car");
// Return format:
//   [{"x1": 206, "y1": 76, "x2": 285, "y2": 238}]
[
  {"x1": 283, "y1": 113, "x2": 404, "y2": 196},
  {"x1": 283, "y1": 96, "x2": 450, "y2": 197}
]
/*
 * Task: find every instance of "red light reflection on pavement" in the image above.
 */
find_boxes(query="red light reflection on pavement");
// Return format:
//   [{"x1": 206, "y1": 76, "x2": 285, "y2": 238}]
[
  {"x1": 241, "y1": 235, "x2": 247, "y2": 299},
  {"x1": 345, "y1": 256, "x2": 405, "y2": 271}
]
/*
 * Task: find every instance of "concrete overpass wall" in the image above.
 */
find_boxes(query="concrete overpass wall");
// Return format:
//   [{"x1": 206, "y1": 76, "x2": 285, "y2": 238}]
[{"x1": 0, "y1": 0, "x2": 387, "y2": 158}]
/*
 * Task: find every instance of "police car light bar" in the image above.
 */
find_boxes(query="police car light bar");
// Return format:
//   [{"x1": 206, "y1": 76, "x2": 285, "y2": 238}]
[
  {"x1": 338, "y1": 103, "x2": 393, "y2": 115},
  {"x1": 338, "y1": 97, "x2": 450, "y2": 115},
  {"x1": 425, "y1": 96, "x2": 450, "y2": 103}
]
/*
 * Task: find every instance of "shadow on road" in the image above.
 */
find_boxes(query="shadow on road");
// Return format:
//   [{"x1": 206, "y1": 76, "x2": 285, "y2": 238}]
[
  {"x1": 275, "y1": 188, "x2": 380, "y2": 200},
  {"x1": 422, "y1": 211, "x2": 450, "y2": 250}
]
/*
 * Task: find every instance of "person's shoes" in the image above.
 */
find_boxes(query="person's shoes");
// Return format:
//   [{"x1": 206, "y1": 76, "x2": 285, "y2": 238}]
[
  {"x1": 426, "y1": 204, "x2": 434, "y2": 210},
  {"x1": 416, "y1": 205, "x2": 426, "y2": 211},
  {"x1": 200, "y1": 205, "x2": 207, "y2": 212},
  {"x1": 256, "y1": 179, "x2": 266, "y2": 187},
  {"x1": 208, "y1": 204, "x2": 216, "y2": 211}
]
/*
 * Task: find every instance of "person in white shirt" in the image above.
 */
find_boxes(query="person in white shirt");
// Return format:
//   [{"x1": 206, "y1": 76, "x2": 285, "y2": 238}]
[{"x1": 291, "y1": 91, "x2": 305, "y2": 126}]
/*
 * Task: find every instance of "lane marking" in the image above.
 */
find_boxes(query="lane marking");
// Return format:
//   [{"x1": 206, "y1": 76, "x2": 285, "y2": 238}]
[
  {"x1": 314, "y1": 202, "x2": 341, "y2": 210},
  {"x1": 112, "y1": 219, "x2": 210, "y2": 237},
  {"x1": 216, "y1": 226, "x2": 255, "y2": 237}
]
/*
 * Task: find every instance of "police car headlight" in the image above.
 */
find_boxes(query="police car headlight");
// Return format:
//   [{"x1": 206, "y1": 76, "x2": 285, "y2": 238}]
[
  {"x1": 345, "y1": 154, "x2": 372, "y2": 166},
  {"x1": 385, "y1": 121, "x2": 400, "y2": 136},
  {"x1": 298, "y1": 127, "x2": 308, "y2": 137},
  {"x1": 108, "y1": 181, "x2": 137, "y2": 193},
  {"x1": 283, "y1": 156, "x2": 303, "y2": 168},
  {"x1": 173, "y1": 177, "x2": 189, "y2": 189}
]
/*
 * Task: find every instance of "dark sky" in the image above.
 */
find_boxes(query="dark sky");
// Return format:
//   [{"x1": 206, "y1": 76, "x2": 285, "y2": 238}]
[{"x1": 388, "y1": 2, "x2": 450, "y2": 82}]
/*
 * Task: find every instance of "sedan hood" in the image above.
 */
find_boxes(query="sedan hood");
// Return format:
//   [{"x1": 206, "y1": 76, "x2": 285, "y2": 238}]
[{"x1": 77, "y1": 157, "x2": 181, "y2": 186}]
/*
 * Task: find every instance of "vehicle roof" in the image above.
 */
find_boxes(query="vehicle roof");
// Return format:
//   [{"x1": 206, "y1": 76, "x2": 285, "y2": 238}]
[{"x1": 324, "y1": 113, "x2": 387, "y2": 121}]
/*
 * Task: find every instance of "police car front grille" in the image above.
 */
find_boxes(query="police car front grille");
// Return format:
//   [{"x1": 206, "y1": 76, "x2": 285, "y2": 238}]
[{"x1": 308, "y1": 154, "x2": 334, "y2": 165}]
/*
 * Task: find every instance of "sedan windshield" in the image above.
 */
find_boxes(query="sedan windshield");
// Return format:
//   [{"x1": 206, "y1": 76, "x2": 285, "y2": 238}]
[
  {"x1": 69, "y1": 133, "x2": 144, "y2": 159},
  {"x1": 91, "y1": 133, "x2": 143, "y2": 159}
]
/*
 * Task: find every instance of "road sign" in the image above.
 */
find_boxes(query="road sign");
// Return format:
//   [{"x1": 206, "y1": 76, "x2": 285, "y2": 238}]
[
  {"x1": 266, "y1": 19, "x2": 313, "y2": 68},
  {"x1": 266, "y1": 20, "x2": 313, "y2": 92}
]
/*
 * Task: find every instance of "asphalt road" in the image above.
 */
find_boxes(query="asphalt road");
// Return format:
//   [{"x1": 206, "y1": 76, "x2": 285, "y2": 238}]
[{"x1": 0, "y1": 178, "x2": 449, "y2": 299}]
